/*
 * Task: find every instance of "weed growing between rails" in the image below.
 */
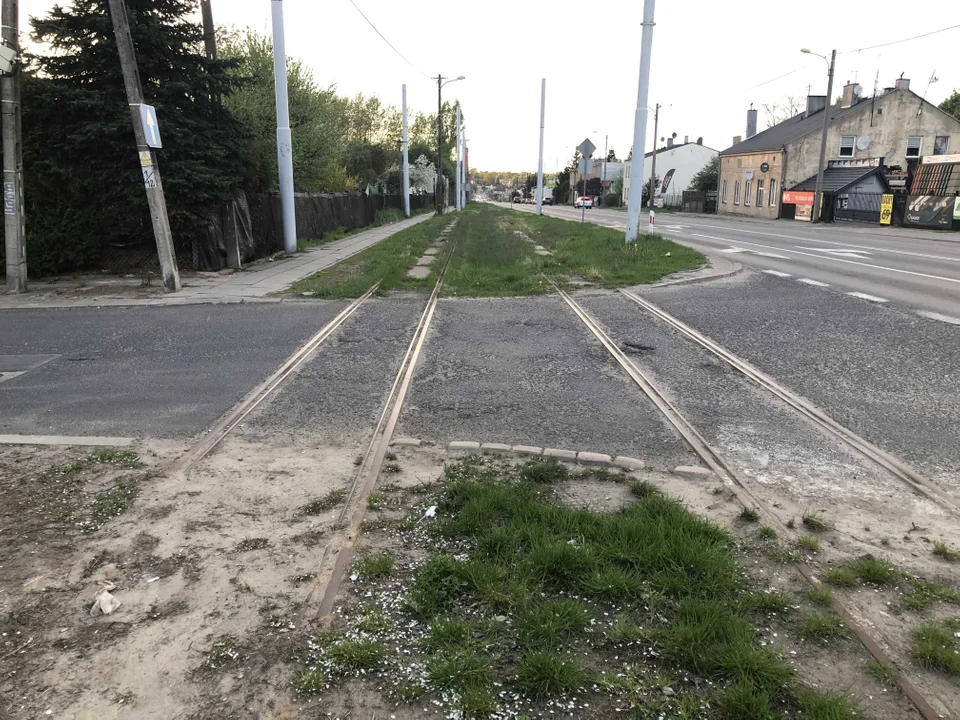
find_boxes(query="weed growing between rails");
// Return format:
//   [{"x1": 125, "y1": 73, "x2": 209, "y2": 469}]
[{"x1": 290, "y1": 456, "x2": 872, "y2": 719}]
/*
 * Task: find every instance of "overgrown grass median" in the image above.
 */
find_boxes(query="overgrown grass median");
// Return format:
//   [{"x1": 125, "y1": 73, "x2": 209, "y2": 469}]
[
  {"x1": 289, "y1": 213, "x2": 451, "y2": 298},
  {"x1": 289, "y1": 203, "x2": 705, "y2": 299}
]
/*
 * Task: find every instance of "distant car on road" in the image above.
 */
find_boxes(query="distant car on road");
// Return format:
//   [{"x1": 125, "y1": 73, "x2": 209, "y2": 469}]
[
  {"x1": 574, "y1": 197, "x2": 593, "y2": 209},
  {"x1": 542, "y1": 197, "x2": 553, "y2": 205}
]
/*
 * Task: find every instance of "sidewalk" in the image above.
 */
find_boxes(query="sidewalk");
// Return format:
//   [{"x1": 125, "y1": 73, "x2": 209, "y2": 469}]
[{"x1": 0, "y1": 213, "x2": 433, "y2": 310}]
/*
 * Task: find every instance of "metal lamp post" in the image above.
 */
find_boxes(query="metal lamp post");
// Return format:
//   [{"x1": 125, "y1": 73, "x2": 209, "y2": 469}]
[
  {"x1": 801, "y1": 47, "x2": 836, "y2": 224},
  {"x1": 434, "y1": 75, "x2": 465, "y2": 215}
]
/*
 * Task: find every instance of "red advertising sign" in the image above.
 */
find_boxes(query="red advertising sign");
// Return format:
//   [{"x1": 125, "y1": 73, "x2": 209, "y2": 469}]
[{"x1": 782, "y1": 190, "x2": 814, "y2": 205}]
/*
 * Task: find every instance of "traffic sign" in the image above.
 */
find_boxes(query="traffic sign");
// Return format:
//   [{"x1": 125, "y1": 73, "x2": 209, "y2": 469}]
[
  {"x1": 577, "y1": 138, "x2": 596, "y2": 157},
  {"x1": 139, "y1": 104, "x2": 162, "y2": 149}
]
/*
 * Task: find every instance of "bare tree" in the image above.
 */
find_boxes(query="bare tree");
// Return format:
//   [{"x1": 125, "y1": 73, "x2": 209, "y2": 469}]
[{"x1": 762, "y1": 95, "x2": 804, "y2": 128}]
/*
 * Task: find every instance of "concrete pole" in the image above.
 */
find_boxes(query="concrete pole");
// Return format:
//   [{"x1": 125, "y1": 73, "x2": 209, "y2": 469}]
[
  {"x1": 2, "y1": 0, "x2": 26, "y2": 291},
  {"x1": 435, "y1": 75, "x2": 443, "y2": 215},
  {"x1": 626, "y1": 0, "x2": 656, "y2": 243},
  {"x1": 199, "y1": 0, "x2": 217, "y2": 60},
  {"x1": 271, "y1": 0, "x2": 296, "y2": 253},
  {"x1": 461, "y1": 140, "x2": 467, "y2": 207},
  {"x1": 812, "y1": 50, "x2": 836, "y2": 224},
  {"x1": 536, "y1": 78, "x2": 545, "y2": 216},
  {"x1": 401, "y1": 84, "x2": 410, "y2": 217},
  {"x1": 649, "y1": 103, "x2": 659, "y2": 208},
  {"x1": 455, "y1": 105, "x2": 461, "y2": 211},
  {"x1": 107, "y1": 0, "x2": 181, "y2": 292}
]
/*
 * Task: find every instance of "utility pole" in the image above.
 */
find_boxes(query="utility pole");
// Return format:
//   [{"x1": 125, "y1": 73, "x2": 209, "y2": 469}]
[
  {"x1": 435, "y1": 75, "x2": 443, "y2": 215},
  {"x1": 626, "y1": 0, "x2": 656, "y2": 243},
  {"x1": 536, "y1": 78, "x2": 545, "y2": 216},
  {"x1": 271, "y1": 0, "x2": 296, "y2": 253},
  {"x1": 107, "y1": 0, "x2": 181, "y2": 292},
  {"x1": 2, "y1": 0, "x2": 27, "y2": 292},
  {"x1": 649, "y1": 103, "x2": 660, "y2": 209},
  {"x1": 812, "y1": 49, "x2": 836, "y2": 224},
  {"x1": 199, "y1": 0, "x2": 216, "y2": 60},
  {"x1": 455, "y1": 104, "x2": 461, "y2": 211},
  {"x1": 401, "y1": 84, "x2": 410, "y2": 217}
]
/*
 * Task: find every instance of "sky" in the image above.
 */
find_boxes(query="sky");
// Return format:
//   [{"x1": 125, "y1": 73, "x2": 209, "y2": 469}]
[{"x1": 13, "y1": 0, "x2": 960, "y2": 174}]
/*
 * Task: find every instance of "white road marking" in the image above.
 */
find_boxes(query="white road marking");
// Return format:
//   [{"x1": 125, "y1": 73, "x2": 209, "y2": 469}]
[
  {"x1": 845, "y1": 292, "x2": 888, "y2": 303},
  {"x1": 684, "y1": 234, "x2": 960, "y2": 285},
  {"x1": 796, "y1": 278, "x2": 829, "y2": 287},
  {"x1": 683, "y1": 222, "x2": 960, "y2": 263},
  {"x1": 763, "y1": 270, "x2": 793, "y2": 278},
  {"x1": 798, "y1": 247, "x2": 872, "y2": 258},
  {"x1": 916, "y1": 310, "x2": 960, "y2": 325},
  {"x1": 719, "y1": 247, "x2": 747, "y2": 254}
]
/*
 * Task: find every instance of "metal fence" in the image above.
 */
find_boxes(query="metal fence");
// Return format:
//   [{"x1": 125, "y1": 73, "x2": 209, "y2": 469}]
[{"x1": 831, "y1": 192, "x2": 882, "y2": 224}]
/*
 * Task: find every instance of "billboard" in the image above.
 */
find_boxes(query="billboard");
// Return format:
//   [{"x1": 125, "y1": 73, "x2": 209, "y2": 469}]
[
  {"x1": 904, "y1": 195, "x2": 954, "y2": 228},
  {"x1": 782, "y1": 190, "x2": 814, "y2": 205}
]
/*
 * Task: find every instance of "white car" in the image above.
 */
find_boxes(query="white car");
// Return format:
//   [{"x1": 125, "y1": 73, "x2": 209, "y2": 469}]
[{"x1": 575, "y1": 197, "x2": 594, "y2": 209}]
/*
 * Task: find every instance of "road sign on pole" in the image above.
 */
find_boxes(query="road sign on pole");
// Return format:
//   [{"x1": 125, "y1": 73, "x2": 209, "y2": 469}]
[
  {"x1": 577, "y1": 138, "x2": 596, "y2": 158},
  {"x1": 139, "y1": 104, "x2": 162, "y2": 149}
]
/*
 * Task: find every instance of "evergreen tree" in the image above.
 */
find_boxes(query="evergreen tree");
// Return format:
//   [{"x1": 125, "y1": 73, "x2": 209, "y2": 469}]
[{"x1": 24, "y1": 0, "x2": 248, "y2": 274}]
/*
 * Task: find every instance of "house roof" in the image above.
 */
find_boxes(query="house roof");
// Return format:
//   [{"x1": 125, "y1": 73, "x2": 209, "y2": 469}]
[
  {"x1": 720, "y1": 101, "x2": 870, "y2": 156},
  {"x1": 790, "y1": 165, "x2": 888, "y2": 193},
  {"x1": 642, "y1": 141, "x2": 718, "y2": 159}
]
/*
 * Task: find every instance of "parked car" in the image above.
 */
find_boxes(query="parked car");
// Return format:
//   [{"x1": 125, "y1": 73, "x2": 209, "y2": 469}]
[
  {"x1": 542, "y1": 197, "x2": 553, "y2": 205},
  {"x1": 574, "y1": 196, "x2": 593, "y2": 209},
  {"x1": 512, "y1": 196, "x2": 521, "y2": 204}
]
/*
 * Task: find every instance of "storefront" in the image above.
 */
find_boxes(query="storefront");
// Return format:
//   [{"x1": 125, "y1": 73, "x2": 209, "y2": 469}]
[{"x1": 905, "y1": 154, "x2": 960, "y2": 230}]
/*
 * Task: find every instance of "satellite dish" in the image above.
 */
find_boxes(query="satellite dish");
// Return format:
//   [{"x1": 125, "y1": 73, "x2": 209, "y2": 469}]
[
  {"x1": 853, "y1": 84, "x2": 863, "y2": 97},
  {"x1": 856, "y1": 136, "x2": 870, "y2": 151}
]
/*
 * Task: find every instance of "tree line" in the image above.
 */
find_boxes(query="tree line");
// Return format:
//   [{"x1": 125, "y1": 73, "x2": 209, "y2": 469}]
[{"x1": 10, "y1": 0, "x2": 463, "y2": 276}]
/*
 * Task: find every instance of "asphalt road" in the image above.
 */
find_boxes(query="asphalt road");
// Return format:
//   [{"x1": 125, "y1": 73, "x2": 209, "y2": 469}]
[
  {"x1": 505, "y1": 202, "x2": 960, "y2": 321},
  {"x1": 0, "y1": 302, "x2": 347, "y2": 438}
]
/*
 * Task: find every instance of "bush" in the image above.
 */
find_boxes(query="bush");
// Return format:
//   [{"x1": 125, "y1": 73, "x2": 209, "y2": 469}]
[{"x1": 602, "y1": 193, "x2": 622, "y2": 207}]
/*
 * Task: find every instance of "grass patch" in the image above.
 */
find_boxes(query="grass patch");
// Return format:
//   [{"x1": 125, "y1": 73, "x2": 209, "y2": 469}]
[
  {"x1": 367, "y1": 491, "x2": 387, "y2": 510},
  {"x1": 519, "y1": 458, "x2": 569, "y2": 484},
  {"x1": 292, "y1": 666, "x2": 327, "y2": 694},
  {"x1": 807, "y1": 587, "x2": 833, "y2": 607},
  {"x1": 87, "y1": 448, "x2": 141, "y2": 465},
  {"x1": 383, "y1": 462, "x2": 402, "y2": 474},
  {"x1": 235, "y1": 537, "x2": 269, "y2": 552},
  {"x1": 289, "y1": 213, "x2": 451, "y2": 298},
  {"x1": 798, "y1": 535, "x2": 821, "y2": 552},
  {"x1": 866, "y1": 660, "x2": 898, "y2": 686},
  {"x1": 802, "y1": 512, "x2": 832, "y2": 532},
  {"x1": 738, "y1": 590, "x2": 793, "y2": 615},
  {"x1": 326, "y1": 638, "x2": 387, "y2": 671},
  {"x1": 739, "y1": 506, "x2": 760, "y2": 522},
  {"x1": 354, "y1": 551, "x2": 396, "y2": 578},
  {"x1": 514, "y1": 652, "x2": 590, "y2": 700},
  {"x1": 630, "y1": 479, "x2": 661, "y2": 500},
  {"x1": 897, "y1": 578, "x2": 960, "y2": 611},
  {"x1": 824, "y1": 566, "x2": 857, "y2": 587},
  {"x1": 757, "y1": 525, "x2": 777, "y2": 540},
  {"x1": 793, "y1": 687, "x2": 859, "y2": 719},
  {"x1": 799, "y1": 613, "x2": 850, "y2": 644},
  {"x1": 824, "y1": 555, "x2": 898, "y2": 588},
  {"x1": 86, "y1": 475, "x2": 144, "y2": 532},
  {"x1": 932, "y1": 540, "x2": 959, "y2": 561},
  {"x1": 203, "y1": 635, "x2": 241, "y2": 670},
  {"x1": 911, "y1": 623, "x2": 960, "y2": 675},
  {"x1": 301, "y1": 488, "x2": 346, "y2": 515}
]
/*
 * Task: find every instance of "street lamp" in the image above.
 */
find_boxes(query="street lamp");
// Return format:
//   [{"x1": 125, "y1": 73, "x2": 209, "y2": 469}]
[
  {"x1": 801, "y1": 47, "x2": 835, "y2": 223},
  {"x1": 435, "y1": 75, "x2": 465, "y2": 215}
]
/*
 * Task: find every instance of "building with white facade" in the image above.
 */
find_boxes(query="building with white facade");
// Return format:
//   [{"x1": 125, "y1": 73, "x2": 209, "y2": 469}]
[{"x1": 623, "y1": 138, "x2": 718, "y2": 203}]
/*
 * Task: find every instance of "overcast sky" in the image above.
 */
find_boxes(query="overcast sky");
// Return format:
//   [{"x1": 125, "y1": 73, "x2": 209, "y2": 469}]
[{"x1": 15, "y1": 1, "x2": 960, "y2": 174}]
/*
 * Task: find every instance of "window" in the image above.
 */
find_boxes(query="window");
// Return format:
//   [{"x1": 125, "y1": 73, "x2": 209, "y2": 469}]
[
  {"x1": 934, "y1": 136, "x2": 950, "y2": 155},
  {"x1": 744, "y1": 179, "x2": 752, "y2": 206},
  {"x1": 839, "y1": 136, "x2": 856, "y2": 157},
  {"x1": 722, "y1": 180, "x2": 728, "y2": 203},
  {"x1": 769, "y1": 179, "x2": 777, "y2": 206},
  {"x1": 906, "y1": 136, "x2": 922, "y2": 158},
  {"x1": 734, "y1": 181, "x2": 741, "y2": 204},
  {"x1": 756, "y1": 180, "x2": 764, "y2": 207}
]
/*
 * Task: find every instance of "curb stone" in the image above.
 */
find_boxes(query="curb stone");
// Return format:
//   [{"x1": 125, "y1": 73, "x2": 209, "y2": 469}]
[
  {"x1": 440, "y1": 440, "x2": 643, "y2": 472},
  {"x1": 544, "y1": 448, "x2": 577, "y2": 461},
  {"x1": 673, "y1": 465, "x2": 714, "y2": 480}
]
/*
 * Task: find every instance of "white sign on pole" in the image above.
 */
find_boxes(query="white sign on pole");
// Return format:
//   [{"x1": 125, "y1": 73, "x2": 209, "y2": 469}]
[
  {"x1": 139, "y1": 104, "x2": 162, "y2": 149},
  {"x1": 577, "y1": 158, "x2": 594, "y2": 174},
  {"x1": 577, "y1": 138, "x2": 596, "y2": 157}
]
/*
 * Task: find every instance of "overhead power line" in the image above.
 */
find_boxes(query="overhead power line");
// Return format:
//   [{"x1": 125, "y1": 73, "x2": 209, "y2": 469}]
[
  {"x1": 840, "y1": 24, "x2": 960, "y2": 54},
  {"x1": 744, "y1": 64, "x2": 809, "y2": 91},
  {"x1": 345, "y1": 0, "x2": 430, "y2": 79}
]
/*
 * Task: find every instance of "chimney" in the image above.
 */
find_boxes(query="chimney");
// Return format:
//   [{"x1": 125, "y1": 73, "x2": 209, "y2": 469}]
[
  {"x1": 667, "y1": 137, "x2": 674, "y2": 148},
  {"x1": 732, "y1": 135, "x2": 742, "y2": 146},
  {"x1": 895, "y1": 77, "x2": 910, "y2": 91},
  {"x1": 806, "y1": 95, "x2": 827, "y2": 116},
  {"x1": 746, "y1": 106, "x2": 758, "y2": 138},
  {"x1": 683, "y1": 135, "x2": 689, "y2": 144},
  {"x1": 841, "y1": 81, "x2": 857, "y2": 108},
  {"x1": 696, "y1": 136, "x2": 703, "y2": 145}
]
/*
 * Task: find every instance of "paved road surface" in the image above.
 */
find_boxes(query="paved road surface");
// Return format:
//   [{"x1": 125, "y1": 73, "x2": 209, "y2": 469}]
[{"x1": 506, "y1": 202, "x2": 960, "y2": 322}]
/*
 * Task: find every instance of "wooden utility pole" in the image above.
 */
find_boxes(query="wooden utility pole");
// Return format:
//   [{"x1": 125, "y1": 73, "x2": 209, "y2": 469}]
[
  {"x1": 199, "y1": 0, "x2": 216, "y2": 60},
  {"x1": 107, "y1": 0, "x2": 181, "y2": 292},
  {"x1": 2, "y1": 0, "x2": 27, "y2": 292}
]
